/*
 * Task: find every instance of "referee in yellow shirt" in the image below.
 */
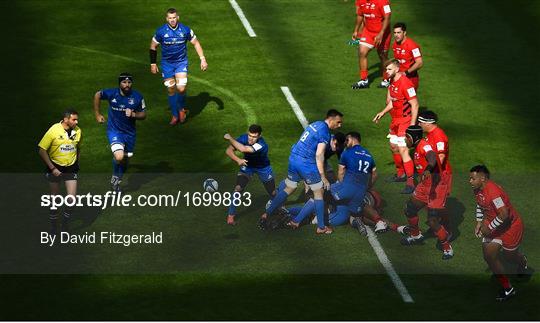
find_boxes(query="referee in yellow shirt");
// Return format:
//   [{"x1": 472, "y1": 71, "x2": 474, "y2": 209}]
[{"x1": 38, "y1": 109, "x2": 82, "y2": 234}]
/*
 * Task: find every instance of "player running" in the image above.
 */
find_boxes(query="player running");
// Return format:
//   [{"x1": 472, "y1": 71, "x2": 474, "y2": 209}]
[
  {"x1": 262, "y1": 109, "x2": 344, "y2": 234},
  {"x1": 224, "y1": 125, "x2": 276, "y2": 225},
  {"x1": 150, "y1": 7, "x2": 208, "y2": 125},
  {"x1": 351, "y1": 0, "x2": 392, "y2": 89},
  {"x1": 469, "y1": 165, "x2": 530, "y2": 301},
  {"x1": 38, "y1": 109, "x2": 81, "y2": 234},
  {"x1": 391, "y1": 22, "x2": 423, "y2": 90},
  {"x1": 288, "y1": 131, "x2": 376, "y2": 234},
  {"x1": 94, "y1": 73, "x2": 147, "y2": 192},
  {"x1": 373, "y1": 59, "x2": 418, "y2": 193},
  {"x1": 398, "y1": 124, "x2": 453, "y2": 260}
]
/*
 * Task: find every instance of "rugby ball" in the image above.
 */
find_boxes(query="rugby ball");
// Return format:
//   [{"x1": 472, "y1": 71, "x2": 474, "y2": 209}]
[{"x1": 203, "y1": 178, "x2": 218, "y2": 192}]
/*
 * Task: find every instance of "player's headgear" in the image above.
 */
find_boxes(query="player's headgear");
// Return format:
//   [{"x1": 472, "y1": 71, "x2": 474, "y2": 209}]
[
  {"x1": 418, "y1": 110, "x2": 438, "y2": 124},
  {"x1": 405, "y1": 125, "x2": 423, "y2": 145},
  {"x1": 118, "y1": 72, "x2": 133, "y2": 84},
  {"x1": 470, "y1": 165, "x2": 490, "y2": 178}
]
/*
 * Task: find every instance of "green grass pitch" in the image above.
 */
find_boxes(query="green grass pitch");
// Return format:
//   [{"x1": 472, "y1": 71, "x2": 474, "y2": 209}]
[{"x1": 0, "y1": 0, "x2": 539, "y2": 320}]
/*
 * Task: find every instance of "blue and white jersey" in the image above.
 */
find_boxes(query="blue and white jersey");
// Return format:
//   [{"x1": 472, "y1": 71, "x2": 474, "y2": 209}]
[
  {"x1": 153, "y1": 23, "x2": 195, "y2": 63},
  {"x1": 236, "y1": 134, "x2": 270, "y2": 168},
  {"x1": 290, "y1": 121, "x2": 331, "y2": 162},
  {"x1": 339, "y1": 144, "x2": 375, "y2": 185},
  {"x1": 100, "y1": 88, "x2": 146, "y2": 136}
]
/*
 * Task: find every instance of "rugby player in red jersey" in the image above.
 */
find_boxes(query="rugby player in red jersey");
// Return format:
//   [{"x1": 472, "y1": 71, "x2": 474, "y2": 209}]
[
  {"x1": 373, "y1": 59, "x2": 418, "y2": 193},
  {"x1": 392, "y1": 22, "x2": 423, "y2": 90},
  {"x1": 351, "y1": 0, "x2": 392, "y2": 89},
  {"x1": 397, "y1": 125, "x2": 454, "y2": 260},
  {"x1": 469, "y1": 165, "x2": 530, "y2": 301}
]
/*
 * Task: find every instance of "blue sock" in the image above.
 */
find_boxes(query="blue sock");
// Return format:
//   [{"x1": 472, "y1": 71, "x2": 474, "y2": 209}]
[
  {"x1": 168, "y1": 94, "x2": 179, "y2": 117},
  {"x1": 266, "y1": 189, "x2": 289, "y2": 214},
  {"x1": 177, "y1": 92, "x2": 186, "y2": 111},
  {"x1": 112, "y1": 158, "x2": 121, "y2": 177},
  {"x1": 314, "y1": 199, "x2": 325, "y2": 229},
  {"x1": 329, "y1": 205, "x2": 350, "y2": 226},
  {"x1": 287, "y1": 206, "x2": 303, "y2": 217},
  {"x1": 228, "y1": 197, "x2": 237, "y2": 216},
  {"x1": 292, "y1": 199, "x2": 315, "y2": 223}
]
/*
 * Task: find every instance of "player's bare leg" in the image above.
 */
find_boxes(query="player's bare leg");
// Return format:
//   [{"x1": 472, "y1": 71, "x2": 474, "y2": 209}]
[
  {"x1": 164, "y1": 78, "x2": 179, "y2": 125},
  {"x1": 484, "y1": 242, "x2": 516, "y2": 301},
  {"x1": 352, "y1": 45, "x2": 372, "y2": 89},
  {"x1": 377, "y1": 49, "x2": 390, "y2": 88},
  {"x1": 175, "y1": 72, "x2": 189, "y2": 123},
  {"x1": 502, "y1": 249, "x2": 531, "y2": 277},
  {"x1": 48, "y1": 181, "x2": 61, "y2": 235},
  {"x1": 386, "y1": 142, "x2": 406, "y2": 182},
  {"x1": 362, "y1": 205, "x2": 389, "y2": 234},
  {"x1": 62, "y1": 179, "x2": 77, "y2": 232}
]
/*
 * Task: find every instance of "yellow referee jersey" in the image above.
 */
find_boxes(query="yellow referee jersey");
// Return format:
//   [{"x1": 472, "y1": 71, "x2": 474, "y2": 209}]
[{"x1": 38, "y1": 122, "x2": 82, "y2": 167}]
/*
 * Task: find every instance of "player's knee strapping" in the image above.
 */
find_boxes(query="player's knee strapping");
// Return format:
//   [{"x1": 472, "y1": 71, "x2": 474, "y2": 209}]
[
  {"x1": 284, "y1": 178, "x2": 298, "y2": 189},
  {"x1": 308, "y1": 181, "x2": 324, "y2": 191},
  {"x1": 404, "y1": 200, "x2": 421, "y2": 218},
  {"x1": 175, "y1": 77, "x2": 187, "y2": 87},
  {"x1": 163, "y1": 79, "x2": 176, "y2": 88}
]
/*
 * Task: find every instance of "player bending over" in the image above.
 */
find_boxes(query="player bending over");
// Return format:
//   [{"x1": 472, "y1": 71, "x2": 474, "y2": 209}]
[
  {"x1": 262, "y1": 109, "x2": 343, "y2": 234},
  {"x1": 224, "y1": 125, "x2": 275, "y2": 225}
]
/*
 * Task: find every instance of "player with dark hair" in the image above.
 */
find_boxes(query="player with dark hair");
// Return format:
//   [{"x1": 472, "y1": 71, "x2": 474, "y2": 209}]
[
  {"x1": 150, "y1": 7, "x2": 207, "y2": 125},
  {"x1": 287, "y1": 131, "x2": 375, "y2": 235},
  {"x1": 262, "y1": 109, "x2": 343, "y2": 234},
  {"x1": 351, "y1": 0, "x2": 392, "y2": 89},
  {"x1": 469, "y1": 165, "x2": 530, "y2": 301},
  {"x1": 38, "y1": 109, "x2": 81, "y2": 234},
  {"x1": 223, "y1": 124, "x2": 275, "y2": 225},
  {"x1": 324, "y1": 132, "x2": 346, "y2": 183},
  {"x1": 94, "y1": 73, "x2": 147, "y2": 192},
  {"x1": 373, "y1": 59, "x2": 419, "y2": 193},
  {"x1": 397, "y1": 125, "x2": 453, "y2": 260},
  {"x1": 392, "y1": 22, "x2": 423, "y2": 90}
]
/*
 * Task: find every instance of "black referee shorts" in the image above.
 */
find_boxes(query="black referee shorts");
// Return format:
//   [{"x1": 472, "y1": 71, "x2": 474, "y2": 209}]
[{"x1": 45, "y1": 162, "x2": 79, "y2": 183}]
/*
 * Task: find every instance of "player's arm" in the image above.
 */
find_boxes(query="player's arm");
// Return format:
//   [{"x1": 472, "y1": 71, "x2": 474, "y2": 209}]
[
  {"x1": 373, "y1": 94, "x2": 393, "y2": 123},
  {"x1": 223, "y1": 134, "x2": 254, "y2": 153},
  {"x1": 149, "y1": 38, "x2": 160, "y2": 74},
  {"x1": 375, "y1": 6, "x2": 391, "y2": 45},
  {"x1": 480, "y1": 197, "x2": 510, "y2": 236},
  {"x1": 191, "y1": 38, "x2": 208, "y2": 71},
  {"x1": 407, "y1": 55, "x2": 423, "y2": 74},
  {"x1": 93, "y1": 91, "x2": 105, "y2": 123},
  {"x1": 409, "y1": 97, "x2": 419, "y2": 125},
  {"x1": 225, "y1": 145, "x2": 247, "y2": 166},
  {"x1": 353, "y1": 14, "x2": 364, "y2": 39},
  {"x1": 128, "y1": 110, "x2": 147, "y2": 120},
  {"x1": 316, "y1": 143, "x2": 329, "y2": 188},
  {"x1": 421, "y1": 150, "x2": 438, "y2": 182},
  {"x1": 369, "y1": 167, "x2": 378, "y2": 188},
  {"x1": 474, "y1": 204, "x2": 484, "y2": 237},
  {"x1": 38, "y1": 132, "x2": 62, "y2": 177},
  {"x1": 337, "y1": 164, "x2": 346, "y2": 182}
]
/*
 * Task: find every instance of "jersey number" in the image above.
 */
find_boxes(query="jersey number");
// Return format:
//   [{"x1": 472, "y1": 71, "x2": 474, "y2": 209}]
[
  {"x1": 358, "y1": 160, "x2": 371, "y2": 173},
  {"x1": 300, "y1": 131, "x2": 309, "y2": 142}
]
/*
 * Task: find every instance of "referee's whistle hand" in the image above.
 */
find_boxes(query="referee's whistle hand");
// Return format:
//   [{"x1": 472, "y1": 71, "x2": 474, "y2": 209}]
[{"x1": 95, "y1": 114, "x2": 105, "y2": 123}]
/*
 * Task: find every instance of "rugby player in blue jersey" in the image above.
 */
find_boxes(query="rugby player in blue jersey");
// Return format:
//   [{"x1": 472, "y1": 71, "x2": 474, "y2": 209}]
[
  {"x1": 288, "y1": 132, "x2": 376, "y2": 234},
  {"x1": 94, "y1": 73, "x2": 147, "y2": 192},
  {"x1": 224, "y1": 125, "x2": 276, "y2": 225},
  {"x1": 150, "y1": 7, "x2": 208, "y2": 125},
  {"x1": 261, "y1": 109, "x2": 343, "y2": 234}
]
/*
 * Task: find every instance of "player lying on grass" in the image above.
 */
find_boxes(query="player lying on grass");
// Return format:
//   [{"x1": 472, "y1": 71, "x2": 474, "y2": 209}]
[
  {"x1": 261, "y1": 109, "x2": 343, "y2": 235},
  {"x1": 469, "y1": 165, "x2": 531, "y2": 302},
  {"x1": 223, "y1": 125, "x2": 276, "y2": 225}
]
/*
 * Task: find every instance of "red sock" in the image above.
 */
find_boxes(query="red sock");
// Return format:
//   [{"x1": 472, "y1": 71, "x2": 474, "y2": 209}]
[
  {"x1": 407, "y1": 216, "x2": 420, "y2": 236},
  {"x1": 371, "y1": 213, "x2": 383, "y2": 222},
  {"x1": 360, "y1": 70, "x2": 368, "y2": 80},
  {"x1": 496, "y1": 274, "x2": 511, "y2": 289},
  {"x1": 389, "y1": 223, "x2": 398, "y2": 231},
  {"x1": 404, "y1": 160, "x2": 415, "y2": 186},
  {"x1": 392, "y1": 153, "x2": 404, "y2": 177},
  {"x1": 435, "y1": 226, "x2": 451, "y2": 251}
]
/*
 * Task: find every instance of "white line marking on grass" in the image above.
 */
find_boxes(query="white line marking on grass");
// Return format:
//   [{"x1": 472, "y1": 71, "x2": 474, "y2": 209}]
[
  {"x1": 280, "y1": 85, "x2": 414, "y2": 303},
  {"x1": 229, "y1": 0, "x2": 257, "y2": 37},
  {"x1": 280, "y1": 87, "x2": 309, "y2": 128},
  {"x1": 34, "y1": 40, "x2": 257, "y2": 125}
]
